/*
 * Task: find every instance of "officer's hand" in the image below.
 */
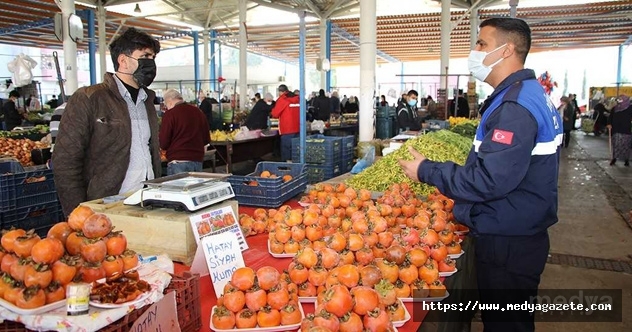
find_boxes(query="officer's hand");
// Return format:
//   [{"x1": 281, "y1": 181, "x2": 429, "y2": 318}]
[
  {"x1": 398, "y1": 146, "x2": 426, "y2": 183},
  {"x1": 607, "y1": 124, "x2": 612, "y2": 130}
]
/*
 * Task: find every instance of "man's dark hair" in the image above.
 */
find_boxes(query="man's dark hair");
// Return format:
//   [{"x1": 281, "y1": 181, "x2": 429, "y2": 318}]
[
  {"x1": 255, "y1": 92, "x2": 261, "y2": 99},
  {"x1": 319, "y1": 89, "x2": 325, "y2": 97},
  {"x1": 408, "y1": 89, "x2": 418, "y2": 97},
  {"x1": 278, "y1": 84, "x2": 288, "y2": 93},
  {"x1": 9, "y1": 90, "x2": 20, "y2": 98},
  {"x1": 480, "y1": 17, "x2": 531, "y2": 64},
  {"x1": 109, "y1": 27, "x2": 161, "y2": 71}
]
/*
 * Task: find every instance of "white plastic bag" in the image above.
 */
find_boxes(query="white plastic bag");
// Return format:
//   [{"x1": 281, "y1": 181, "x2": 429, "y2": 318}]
[
  {"x1": 311, "y1": 120, "x2": 326, "y2": 134},
  {"x1": 7, "y1": 54, "x2": 38, "y2": 87}
]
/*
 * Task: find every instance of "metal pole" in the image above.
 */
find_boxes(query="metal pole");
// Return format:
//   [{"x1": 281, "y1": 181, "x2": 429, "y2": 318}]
[
  {"x1": 299, "y1": 10, "x2": 306, "y2": 164},
  {"x1": 193, "y1": 31, "x2": 200, "y2": 93},
  {"x1": 218, "y1": 42, "x2": 223, "y2": 120},
  {"x1": 509, "y1": 0, "x2": 519, "y2": 18},
  {"x1": 209, "y1": 30, "x2": 221, "y2": 93},
  {"x1": 359, "y1": 0, "x2": 377, "y2": 142},
  {"x1": 61, "y1": 0, "x2": 78, "y2": 94},
  {"x1": 203, "y1": 31, "x2": 209, "y2": 93},
  {"x1": 400, "y1": 62, "x2": 404, "y2": 93},
  {"x1": 87, "y1": 9, "x2": 96, "y2": 85},
  {"x1": 617, "y1": 44, "x2": 623, "y2": 96},
  {"x1": 326, "y1": 20, "x2": 332, "y2": 92},
  {"x1": 439, "y1": 0, "x2": 451, "y2": 89},
  {"x1": 239, "y1": 0, "x2": 248, "y2": 110},
  {"x1": 320, "y1": 19, "x2": 327, "y2": 89},
  {"x1": 97, "y1": 3, "x2": 106, "y2": 81},
  {"x1": 469, "y1": 6, "x2": 479, "y2": 85}
]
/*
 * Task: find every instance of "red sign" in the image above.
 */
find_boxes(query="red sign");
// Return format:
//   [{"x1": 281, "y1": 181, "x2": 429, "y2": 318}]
[{"x1": 491, "y1": 129, "x2": 514, "y2": 145}]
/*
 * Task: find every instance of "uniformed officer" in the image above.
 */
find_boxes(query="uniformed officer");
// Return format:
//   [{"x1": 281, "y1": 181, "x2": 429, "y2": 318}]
[{"x1": 399, "y1": 17, "x2": 563, "y2": 332}]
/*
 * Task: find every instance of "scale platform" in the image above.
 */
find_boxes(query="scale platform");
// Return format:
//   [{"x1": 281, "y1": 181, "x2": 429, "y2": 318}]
[{"x1": 123, "y1": 172, "x2": 235, "y2": 212}]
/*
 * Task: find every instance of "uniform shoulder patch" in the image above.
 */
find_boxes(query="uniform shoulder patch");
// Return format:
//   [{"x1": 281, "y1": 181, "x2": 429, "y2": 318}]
[{"x1": 491, "y1": 129, "x2": 514, "y2": 145}]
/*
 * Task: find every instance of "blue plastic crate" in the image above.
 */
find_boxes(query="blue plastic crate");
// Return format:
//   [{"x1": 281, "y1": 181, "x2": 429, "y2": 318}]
[
  {"x1": 232, "y1": 174, "x2": 308, "y2": 208},
  {"x1": 342, "y1": 150, "x2": 355, "y2": 162},
  {"x1": 0, "y1": 163, "x2": 58, "y2": 212},
  {"x1": 340, "y1": 135, "x2": 355, "y2": 153},
  {"x1": 306, "y1": 164, "x2": 341, "y2": 184},
  {"x1": 0, "y1": 201, "x2": 64, "y2": 238},
  {"x1": 340, "y1": 158, "x2": 354, "y2": 173},
  {"x1": 291, "y1": 136, "x2": 342, "y2": 165}
]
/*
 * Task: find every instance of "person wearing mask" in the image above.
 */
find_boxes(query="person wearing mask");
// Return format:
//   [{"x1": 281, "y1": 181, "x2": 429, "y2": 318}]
[
  {"x1": 159, "y1": 89, "x2": 210, "y2": 175},
  {"x1": 312, "y1": 89, "x2": 332, "y2": 121},
  {"x1": 399, "y1": 18, "x2": 562, "y2": 332},
  {"x1": 2, "y1": 90, "x2": 23, "y2": 131},
  {"x1": 52, "y1": 27, "x2": 162, "y2": 216},
  {"x1": 198, "y1": 90, "x2": 213, "y2": 130},
  {"x1": 426, "y1": 95, "x2": 438, "y2": 118},
  {"x1": 271, "y1": 85, "x2": 300, "y2": 162},
  {"x1": 245, "y1": 92, "x2": 274, "y2": 130},
  {"x1": 607, "y1": 95, "x2": 632, "y2": 166},
  {"x1": 330, "y1": 91, "x2": 341, "y2": 115},
  {"x1": 559, "y1": 96, "x2": 574, "y2": 148},
  {"x1": 397, "y1": 90, "x2": 421, "y2": 131}
]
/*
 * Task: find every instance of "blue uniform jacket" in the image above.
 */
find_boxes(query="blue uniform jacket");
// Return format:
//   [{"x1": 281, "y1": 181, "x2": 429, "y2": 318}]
[{"x1": 417, "y1": 69, "x2": 563, "y2": 236}]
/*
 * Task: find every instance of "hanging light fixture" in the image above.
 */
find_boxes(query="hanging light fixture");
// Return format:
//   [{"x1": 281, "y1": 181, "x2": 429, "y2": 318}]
[{"x1": 134, "y1": 3, "x2": 141, "y2": 13}]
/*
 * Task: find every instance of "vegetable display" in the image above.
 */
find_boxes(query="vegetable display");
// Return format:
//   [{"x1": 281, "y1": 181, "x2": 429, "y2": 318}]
[
  {"x1": 346, "y1": 130, "x2": 472, "y2": 196},
  {"x1": 0, "y1": 138, "x2": 49, "y2": 166}
]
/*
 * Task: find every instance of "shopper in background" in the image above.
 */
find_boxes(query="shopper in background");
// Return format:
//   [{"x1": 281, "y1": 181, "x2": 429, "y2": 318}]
[
  {"x1": 244, "y1": 92, "x2": 274, "y2": 130},
  {"x1": 570, "y1": 93, "x2": 580, "y2": 130},
  {"x1": 159, "y1": 89, "x2": 210, "y2": 175},
  {"x1": 271, "y1": 84, "x2": 300, "y2": 162},
  {"x1": 330, "y1": 91, "x2": 341, "y2": 115},
  {"x1": 607, "y1": 94, "x2": 632, "y2": 166},
  {"x1": 396, "y1": 89, "x2": 421, "y2": 131},
  {"x1": 198, "y1": 90, "x2": 213, "y2": 130},
  {"x1": 345, "y1": 96, "x2": 359, "y2": 113},
  {"x1": 559, "y1": 96, "x2": 574, "y2": 148},
  {"x1": 312, "y1": 89, "x2": 332, "y2": 121},
  {"x1": 46, "y1": 95, "x2": 58, "y2": 109},
  {"x1": 53, "y1": 27, "x2": 162, "y2": 216},
  {"x1": 2, "y1": 90, "x2": 22, "y2": 131},
  {"x1": 426, "y1": 95, "x2": 438, "y2": 118},
  {"x1": 399, "y1": 17, "x2": 562, "y2": 332}
]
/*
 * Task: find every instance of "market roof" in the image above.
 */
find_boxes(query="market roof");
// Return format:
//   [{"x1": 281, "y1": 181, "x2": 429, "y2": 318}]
[{"x1": 0, "y1": 0, "x2": 631, "y2": 65}]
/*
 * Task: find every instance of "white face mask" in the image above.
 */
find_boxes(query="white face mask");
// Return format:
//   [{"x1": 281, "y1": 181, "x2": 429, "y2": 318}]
[{"x1": 468, "y1": 43, "x2": 507, "y2": 82}]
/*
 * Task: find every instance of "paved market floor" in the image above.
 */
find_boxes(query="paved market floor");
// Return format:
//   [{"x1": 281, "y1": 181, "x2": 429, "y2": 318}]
[{"x1": 212, "y1": 131, "x2": 632, "y2": 331}]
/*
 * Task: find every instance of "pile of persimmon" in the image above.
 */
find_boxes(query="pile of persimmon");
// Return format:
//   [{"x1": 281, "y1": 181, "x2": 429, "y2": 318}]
[
  {"x1": 301, "y1": 284, "x2": 402, "y2": 332},
  {"x1": 299, "y1": 182, "x2": 374, "y2": 208},
  {"x1": 258, "y1": 170, "x2": 293, "y2": 183},
  {"x1": 238, "y1": 207, "x2": 280, "y2": 237},
  {"x1": 212, "y1": 266, "x2": 303, "y2": 329},
  {"x1": 0, "y1": 205, "x2": 138, "y2": 309}
]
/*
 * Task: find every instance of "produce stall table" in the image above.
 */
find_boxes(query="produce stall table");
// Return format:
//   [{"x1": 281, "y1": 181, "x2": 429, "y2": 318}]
[
  {"x1": 325, "y1": 123, "x2": 359, "y2": 136},
  {"x1": 209, "y1": 135, "x2": 278, "y2": 173}
]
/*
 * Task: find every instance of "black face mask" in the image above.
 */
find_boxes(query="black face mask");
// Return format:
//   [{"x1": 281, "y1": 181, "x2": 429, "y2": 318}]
[{"x1": 133, "y1": 58, "x2": 156, "y2": 87}]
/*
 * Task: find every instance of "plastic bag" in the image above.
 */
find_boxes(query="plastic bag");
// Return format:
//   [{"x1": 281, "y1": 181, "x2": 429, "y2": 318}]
[
  {"x1": 7, "y1": 54, "x2": 37, "y2": 87},
  {"x1": 234, "y1": 127, "x2": 261, "y2": 141},
  {"x1": 311, "y1": 120, "x2": 326, "y2": 134},
  {"x1": 350, "y1": 146, "x2": 375, "y2": 174}
]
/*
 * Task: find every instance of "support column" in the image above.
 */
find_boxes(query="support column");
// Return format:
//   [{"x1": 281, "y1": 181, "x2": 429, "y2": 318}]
[
  {"x1": 87, "y1": 9, "x2": 96, "y2": 85},
  {"x1": 439, "y1": 0, "x2": 451, "y2": 89},
  {"x1": 203, "y1": 31, "x2": 210, "y2": 92},
  {"x1": 400, "y1": 62, "x2": 404, "y2": 93},
  {"x1": 359, "y1": 0, "x2": 377, "y2": 142},
  {"x1": 239, "y1": 0, "x2": 248, "y2": 110},
  {"x1": 326, "y1": 20, "x2": 331, "y2": 92},
  {"x1": 193, "y1": 31, "x2": 200, "y2": 92},
  {"x1": 211, "y1": 30, "x2": 217, "y2": 93},
  {"x1": 61, "y1": 0, "x2": 78, "y2": 94},
  {"x1": 469, "y1": 6, "x2": 479, "y2": 85},
  {"x1": 299, "y1": 11, "x2": 307, "y2": 163},
  {"x1": 97, "y1": 3, "x2": 106, "y2": 81},
  {"x1": 617, "y1": 44, "x2": 623, "y2": 95},
  {"x1": 320, "y1": 19, "x2": 327, "y2": 90},
  {"x1": 509, "y1": 0, "x2": 519, "y2": 18}
]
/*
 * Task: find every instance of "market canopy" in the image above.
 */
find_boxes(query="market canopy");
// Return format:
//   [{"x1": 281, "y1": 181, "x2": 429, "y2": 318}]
[{"x1": 0, "y1": 0, "x2": 630, "y2": 64}]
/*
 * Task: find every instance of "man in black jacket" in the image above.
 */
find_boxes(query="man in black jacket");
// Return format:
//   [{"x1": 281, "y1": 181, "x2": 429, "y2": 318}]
[
  {"x1": 2, "y1": 90, "x2": 23, "y2": 131},
  {"x1": 397, "y1": 89, "x2": 421, "y2": 131},
  {"x1": 311, "y1": 89, "x2": 332, "y2": 121},
  {"x1": 198, "y1": 90, "x2": 214, "y2": 130},
  {"x1": 244, "y1": 93, "x2": 274, "y2": 130}
]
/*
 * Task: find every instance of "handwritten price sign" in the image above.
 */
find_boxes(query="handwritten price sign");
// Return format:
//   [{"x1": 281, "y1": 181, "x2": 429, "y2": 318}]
[
  {"x1": 130, "y1": 292, "x2": 180, "y2": 332},
  {"x1": 201, "y1": 231, "x2": 245, "y2": 296}
]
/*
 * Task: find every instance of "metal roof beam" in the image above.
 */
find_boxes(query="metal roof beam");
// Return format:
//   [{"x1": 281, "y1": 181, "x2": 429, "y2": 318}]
[
  {"x1": 302, "y1": 0, "x2": 322, "y2": 18},
  {"x1": 0, "y1": 18, "x2": 54, "y2": 37},
  {"x1": 249, "y1": 0, "x2": 318, "y2": 18},
  {"x1": 330, "y1": 23, "x2": 399, "y2": 63},
  {"x1": 328, "y1": 2, "x2": 360, "y2": 18},
  {"x1": 622, "y1": 35, "x2": 632, "y2": 46},
  {"x1": 323, "y1": 0, "x2": 346, "y2": 19},
  {"x1": 160, "y1": 0, "x2": 203, "y2": 26}
]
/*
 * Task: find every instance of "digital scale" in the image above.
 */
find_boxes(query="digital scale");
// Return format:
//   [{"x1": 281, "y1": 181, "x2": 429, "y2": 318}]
[{"x1": 123, "y1": 172, "x2": 235, "y2": 212}]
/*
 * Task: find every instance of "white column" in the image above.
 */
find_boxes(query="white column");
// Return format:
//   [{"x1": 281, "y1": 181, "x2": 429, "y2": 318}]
[
  {"x1": 439, "y1": 0, "x2": 451, "y2": 88},
  {"x1": 97, "y1": 3, "x2": 107, "y2": 81},
  {"x1": 203, "y1": 31, "x2": 210, "y2": 92},
  {"x1": 239, "y1": 0, "x2": 248, "y2": 110},
  {"x1": 359, "y1": 0, "x2": 377, "y2": 142},
  {"x1": 469, "y1": 6, "x2": 479, "y2": 84},
  {"x1": 61, "y1": 0, "x2": 78, "y2": 94},
  {"x1": 319, "y1": 19, "x2": 327, "y2": 90}
]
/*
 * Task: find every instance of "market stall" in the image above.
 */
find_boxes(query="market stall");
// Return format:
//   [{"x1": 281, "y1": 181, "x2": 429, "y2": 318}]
[{"x1": 210, "y1": 135, "x2": 278, "y2": 173}]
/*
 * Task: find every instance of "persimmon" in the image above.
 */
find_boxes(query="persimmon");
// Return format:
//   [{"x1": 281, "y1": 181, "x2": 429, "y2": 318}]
[
  {"x1": 288, "y1": 262, "x2": 309, "y2": 285},
  {"x1": 339, "y1": 250, "x2": 355, "y2": 265},
  {"x1": 10, "y1": 258, "x2": 31, "y2": 282},
  {"x1": 102, "y1": 255, "x2": 124, "y2": 277},
  {"x1": 281, "y1": 302, "x2": 302, "y2": 325},
  {"x1": 65, "y1": 232, "x2": 85, "y2": 256},
  {"x1": 307, "y1": 266, "x2": 328, "y2": 286},
  {"x1": 438, "y1": 258, "x2": 457, "y2": 272},
  {"x1": 407, "y1": 248, "x2": 429, "y2": 268},
  {"x1": 387, "y1": 300, "x2": 406, "y2": 321},
  {"x1": 16, "y1": 286, "x2": 46, "y2": 309},
  {"x1": 235, "y1": 308, "x2": 257, "y2": 328},
  {"x1": 45, "y1": 281, "x2": 65, "y2": 304},
  {"x1": 3, "y1": 283, "x2": 23, "y2": 304},
  {"x1": 346, "y1": 233, "x2": 363, "y2": 252},
  {"x1": 374, "y1": 279, "x2": 397, "y2": 306},
  {"x1": 23, "y1": 263, "x2": 52, "y2": 288},
  {"x1": 47, "y1": 222, "x2": 73, "y2": 247},
  {"x1": 314, "y1": 309, "x2": 340, "y2": 331},
  {"x1": 398, "y1": 262, "x2": 419, "y2": 285},
  {"x1": 284, "y1": 239, "x2": 300, "y2": 254},
  {"x1": 267, "y1": 285, "x2": 290, "y2": 310},
  {"x1": 282, "y1": 174, "x2": 293, "y2": 182},
  {"x1": 339, "y1": 311, "x2": 363, "y2": 332},
  {"x1": 411, "y1": 279, "x2": 430, "y2": 298},
  {"x1": 429, "y1": 280, "x2": 447, "y2": 298},
  {"x1": 52, "y1": 256, "x2": 78, "y2": 286},
  {"x1": 105, "y1": 231, "x2": 127, "y2": 256},
  {"x1": 359, "y1": 265, "x2": 382, "y2": 288},
  {"x1": 68, "y1": 205, "x2": 95, "y2": 231},
  {"x1": 82, "y1": 213, "x2": 112, "y2": 239},
  {"x1": 420, "y1": 229, "x2": 440, "y2": 246},
  {"x1": 269, "y1": 239, "x2": 285, "y2": 254},
  {"x1": 296, "y1": 247, "x2": 318, "y2": 269},
  {"x1": 245, "y1": 288, "x2": 267, "y2": 312},
  {"x1": 336, "y1": 264, "x2": 360, "y2": 288},
  {"x1": 1, "y1": 229, "x2": 26, "y2": 253},
  {"x1": 212, "y1": 305, "x2": 236, "y2": 329},
  {"x1": 384, "y1": 245, "x2": 406, "y2": 265},
  {"x1": 354, "y1": 247, "x2": 374, "y2": 266},
  {"x1": 430, "y1": 243, "x2": 448, "y2": 262},
  {"x1": 1, "y1": 254, "x2": 18, "y2": 274},
  {"x1": 0, "y1": 273, "x2": 14, "y2": 298},
  {"x1": 13, "y1": 233, "x2": 41, "y2": 258},
  {"x1": 80, "y1": 238, "x2": 107, "y2": 263},
  {"x1": 257, "y1": 305, "x2": 281, "y2": 327},
  {"x1": 419, "y1": 262, "x2": 439, "y2": 284},
  {"x1": 446, "y1": 241, "x2": 462, "y2": 255},
  {"x1": 351, "y1": 286, "x2": 380, "y2": 316},
  {"x1": 256, "y1": 266, "x2": 280, "y2": 291},
  {"x1": 297, "y1": 281, "x2": 317, "y2": 297},
  {"x1": 375, "y1": 258, "x2": 399, "y2": 284},
  {"x1": 394, "y1": 280, "x2": 412, "y2": 298},
  {"x1": 318, "y1": 248, "x2": 340, "y2": 270},
  {"x1": 31, "y1": 238, "x2": 65, "y2": 264},
  {"x1": 79, "y1": 262, "x2": 106, "y2": 283},
  {"x1": 223, "y1": 288, "x2": 246, "y2": 312},
  {"x1": 274, "y1": 224, "x2": 292, "y2": 243},
  {"x1": 326, "y1": 232, "x2": 346, "y2": 252},
  {"x1": 305, "y1": 225, "x2": 323, "y2": 242},
  {"x1": 231, "y1": 267, "x2": 255, "y2": 291}
]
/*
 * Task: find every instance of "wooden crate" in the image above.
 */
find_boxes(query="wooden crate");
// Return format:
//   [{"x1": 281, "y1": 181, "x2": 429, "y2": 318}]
[{"x1": 80, "y1": 199, "x2": 238, "y2": 265}]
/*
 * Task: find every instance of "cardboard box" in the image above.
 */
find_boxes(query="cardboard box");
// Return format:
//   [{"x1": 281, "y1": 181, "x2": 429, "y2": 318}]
[{"x1": 80, "y1": 198, "x2": 239, "y2": 265}]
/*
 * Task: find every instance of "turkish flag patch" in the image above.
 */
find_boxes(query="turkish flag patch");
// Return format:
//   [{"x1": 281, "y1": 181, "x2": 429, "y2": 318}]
[{"x1": 491, "y1": 129, "x2": 514, "y2": 145}]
